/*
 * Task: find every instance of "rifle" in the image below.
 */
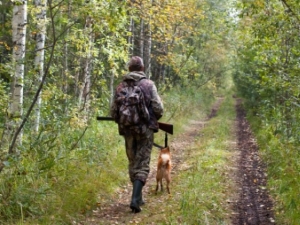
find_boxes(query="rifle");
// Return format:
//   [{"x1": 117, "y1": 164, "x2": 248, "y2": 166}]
[{"x1": 96, "y1": 116, "x2": 173, "y2": 148}]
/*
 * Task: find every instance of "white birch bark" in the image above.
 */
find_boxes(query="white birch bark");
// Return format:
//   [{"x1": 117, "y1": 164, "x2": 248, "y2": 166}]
[
  {"x1": 10, "y1": 1, "x2": 27, "y2": 117},
  {"x1": 34, "y1": 0, "x2": 47, "y2": 132},
  {"x1": 7, "y1": 0, "x2": 28, "y2": 149}
]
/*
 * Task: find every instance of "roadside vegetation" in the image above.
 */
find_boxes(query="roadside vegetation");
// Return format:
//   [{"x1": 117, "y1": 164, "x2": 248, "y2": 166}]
[
  {"x1": 234, "y1": 1, "x2": 300, "y2": 224},
  {"x1": 2, "y1": 83, "x2": 221, "y2": 225},
  {"x1": 246, "y1": 112, "x2": 300, "y2": 225},
  {"x1": 1, "y1": 0, "x2": 300, "y2": 224},
  {"x1": 1, "y1": 0, "x2": 231, "y2": 223}
]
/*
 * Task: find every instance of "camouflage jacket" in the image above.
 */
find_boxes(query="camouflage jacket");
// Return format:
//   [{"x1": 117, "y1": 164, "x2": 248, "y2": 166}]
[{"x1": 110, "y1": 71, "x2": 164, "y2": 135}]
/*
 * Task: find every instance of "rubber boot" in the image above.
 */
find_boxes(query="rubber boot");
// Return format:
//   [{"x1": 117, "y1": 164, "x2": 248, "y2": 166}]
[
  {"x1": 130, "y1": 180, "x2": 144, "y2": 213},
  {"x1": 138, "y1": 192, "x2": 145, "y2": 206}
]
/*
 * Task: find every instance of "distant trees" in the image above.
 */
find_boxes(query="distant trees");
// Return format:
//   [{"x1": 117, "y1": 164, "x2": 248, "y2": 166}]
[
  {"x1": 33, "y1": 0, "x2": 47, "y2": 132},
  {"x1": 0, "y1": 0, "x2": 231, "y2": 155},
  {"x1": 234, "y1": 0, "x2": 300, "y2": 143}
]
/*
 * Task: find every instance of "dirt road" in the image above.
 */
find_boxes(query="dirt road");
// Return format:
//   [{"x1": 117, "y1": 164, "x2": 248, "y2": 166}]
[
  {"x1": 232, "y1": 99, "x2": 275, "y2": 225},
  {"x1": 81, "y1": 98, "x2": 275, "y2": 225}
]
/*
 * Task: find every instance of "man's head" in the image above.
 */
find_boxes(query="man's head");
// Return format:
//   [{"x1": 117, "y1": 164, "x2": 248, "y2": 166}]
[{"x1": 128, "y1": 56, "x2": 144, "y2": 72}]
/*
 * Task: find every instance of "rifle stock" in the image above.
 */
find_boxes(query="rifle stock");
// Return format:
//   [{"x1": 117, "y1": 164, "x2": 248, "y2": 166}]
[{"x1": 96, "y1": 116, "x2": 173, "y2": 135}]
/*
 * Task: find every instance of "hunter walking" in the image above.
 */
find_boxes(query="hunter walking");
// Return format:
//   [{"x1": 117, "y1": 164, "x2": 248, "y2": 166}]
[{"x1": 110, "y1": 56, "x2": 164, "y2": 213}]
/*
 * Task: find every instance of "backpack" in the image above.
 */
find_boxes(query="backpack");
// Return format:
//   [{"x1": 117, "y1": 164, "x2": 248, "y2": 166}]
[{"x1": 115, "y1": 79, "x2": 150, "y2": 133}]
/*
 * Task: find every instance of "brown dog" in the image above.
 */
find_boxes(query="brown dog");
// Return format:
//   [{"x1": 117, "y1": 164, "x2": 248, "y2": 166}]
[{"x1": 155, "y1": 146, "x2": 171, "y2": 194}]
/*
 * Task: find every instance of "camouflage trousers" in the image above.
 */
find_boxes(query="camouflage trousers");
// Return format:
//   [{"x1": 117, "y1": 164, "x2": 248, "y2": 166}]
[{"x1": 123, "y1": 128, "x2": 154, "y2": 184}]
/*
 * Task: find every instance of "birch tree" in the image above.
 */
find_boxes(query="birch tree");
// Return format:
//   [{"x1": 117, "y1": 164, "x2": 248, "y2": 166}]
[
  {"x1": 33, "y1": 0, "x2": 47, "y2": 132},
  {"x1": 10, "y1": 1, "x2": 27, "y2": 117},
  {"x1": 3, "y1": 0, "x2": 28, "y2": 153}
]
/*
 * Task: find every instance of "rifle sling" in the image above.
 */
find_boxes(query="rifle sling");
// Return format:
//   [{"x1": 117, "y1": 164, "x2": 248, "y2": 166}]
[{"x1": 153, "y1": 142, "x2": 165, "y2": 149}]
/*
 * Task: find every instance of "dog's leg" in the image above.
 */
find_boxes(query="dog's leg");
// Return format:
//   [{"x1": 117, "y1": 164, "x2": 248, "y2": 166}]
[
  {"x1": 155, "y1": 178, "x2": 159, "y2": 194},
  {"x1": 166, "y1": 175, "x2": 171, "y2": 194},
  {"x1": 155, "y1": 168, "x2": 161, "y2": 194}
]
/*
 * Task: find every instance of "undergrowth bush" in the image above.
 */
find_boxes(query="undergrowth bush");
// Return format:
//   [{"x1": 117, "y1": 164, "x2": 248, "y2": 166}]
[
  {"x1": 0, "y1": 82, "x2": 217, "y2": 224},
  {"x1": 0, "y1": 116, "x2": 128, "y2": 224},
  {"x1": 246, "y1": 106, "x2": 300, "y2": 225}
]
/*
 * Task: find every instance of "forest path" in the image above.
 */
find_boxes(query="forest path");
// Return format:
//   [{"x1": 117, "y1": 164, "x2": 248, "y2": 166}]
[
  {"x1": 80, "y1": 97, "x2": 275, "y2": 225},
  {"x1": 231, "y1": 99, "x2": 275, "y2": 225}
]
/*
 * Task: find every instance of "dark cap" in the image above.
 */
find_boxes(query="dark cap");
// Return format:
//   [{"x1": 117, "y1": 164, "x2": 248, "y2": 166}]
[{"x1": 127, "y1": 56, "x2": 144, "y2": 68}]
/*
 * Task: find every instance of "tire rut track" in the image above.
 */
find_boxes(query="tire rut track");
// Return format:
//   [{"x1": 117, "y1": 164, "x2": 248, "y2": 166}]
[{"x1": 232, "y1": 99, "x2": 275, "y2": 225}]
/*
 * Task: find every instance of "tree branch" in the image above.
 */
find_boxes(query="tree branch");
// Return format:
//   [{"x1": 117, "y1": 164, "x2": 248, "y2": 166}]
[{"x1": 280, "y1": 0, "x2": 300, "y2": 23}]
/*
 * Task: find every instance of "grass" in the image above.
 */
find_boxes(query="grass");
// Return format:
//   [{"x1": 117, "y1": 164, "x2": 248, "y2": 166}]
[
  {"x1": 1, "y1": 82, "x2": 238, "y2": 224},
  {"x1": 3, "y1": 76, "x2": 298, "y2": 223},
  {"x1": 247, "y1": 117, "x2": 300, "y2": 225},
  {"x1": 169, "y1": 95, "x2": 237, "y2": 224},
  {"x1": 135, "y1": 92, "x2": 238, "y2": 224},
  {"x1": 0, "y1": 121, "x2": 129, "y2": 225}
]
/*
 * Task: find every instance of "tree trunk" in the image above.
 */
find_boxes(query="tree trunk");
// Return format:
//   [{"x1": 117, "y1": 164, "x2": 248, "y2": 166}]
[
  {"x1": 62, "y1": 1, "x2": 72, "y2": 96},
  {"x1": 140, "y1": 18, "x2": 144, "y2": 58},
  {"x1": 78, "y1": 16, "x2": 93, "y2": 114},
  {"x1": 144, "y1": 21, "x2": 152, "y2": 78},
  {"x1": 143, "y1": 0, "x2": 152, "y2": 78},
  {"x1": 109, "y1": 73, "x2": 114, "y2": 107},
  {"x1": 128, "y1": 16, "x2": 134, "y2": 55},
  {"x1": 4, "y1": 0, "x2": 28, "y2": 153},
  {"x1": 34, "y1": 0, "x2": 47, "y2": 132}
]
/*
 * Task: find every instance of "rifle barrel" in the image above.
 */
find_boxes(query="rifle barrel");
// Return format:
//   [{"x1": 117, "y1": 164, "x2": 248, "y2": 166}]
[
  {"x1": 96, "y1": 116, "x2": 114, "y2": 121},
  {"x1": 97, "y1": 116, "x2": 173, "y2": 135}
]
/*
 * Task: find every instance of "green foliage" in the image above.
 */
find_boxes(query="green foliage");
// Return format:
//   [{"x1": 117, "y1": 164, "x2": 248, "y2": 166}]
[
  {"x1": 0, "y1": 117, "x2": 127, "y2": 223},
  {"x1": 0, "y1": 80, "x2": 9, "y2": 125},
  {"x1": 247, "y1": 115, "x2": 300, "y2": 225},
  {"x1": 0, "y1": 0, "x2": 277, "y2": 223},
  {"x1": 233, "y1": 0, "x2": 300, "y2": 143},
  {"x1": 0, "y1": 70, "x2": 220, "y2": 224},
  {"x1": 0, "y1": 1, "x2": 12, "y2": 83},
  {"x1": 233, "y1": 0, "x2": 300, "y2": 223}
]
